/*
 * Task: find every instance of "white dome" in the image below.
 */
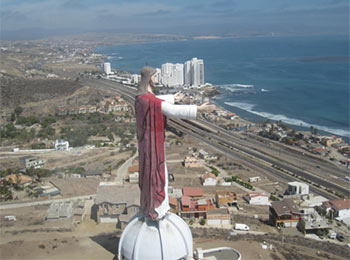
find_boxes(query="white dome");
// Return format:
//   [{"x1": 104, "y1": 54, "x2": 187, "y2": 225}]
[{"x1": 118, "y1": 212, "x2": 193, "y2": 260}]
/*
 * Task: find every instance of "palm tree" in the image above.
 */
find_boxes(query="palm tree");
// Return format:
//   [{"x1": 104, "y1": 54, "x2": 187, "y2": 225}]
[{"x1": 310, "y1": 126, "x2": 314, "y2": 135}]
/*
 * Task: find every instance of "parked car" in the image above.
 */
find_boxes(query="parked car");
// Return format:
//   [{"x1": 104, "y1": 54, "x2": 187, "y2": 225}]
[
  {"x1": 4, "y1": 216, "x2": 16, "y2": 221},
  {"x1": 336, "y1": 234, "x2": 345, "y2": 242},
  {"x1": 328, "y1": 231, "x2": 336, "y2": 239},
  {"x1": 234, "y1": 223, "x2": 250, "y2": 231}
]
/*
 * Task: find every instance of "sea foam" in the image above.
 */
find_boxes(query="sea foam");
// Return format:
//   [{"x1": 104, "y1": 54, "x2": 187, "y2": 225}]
[
  {"x1": 217, "y1": 84, "x2": 254, "y2": 93},
  {"x1": 224, "y1": 102, "x2": 350, "y2": 137},
  {"x1": 218, "y1": 84, "x2": 253, "y2": 88}
]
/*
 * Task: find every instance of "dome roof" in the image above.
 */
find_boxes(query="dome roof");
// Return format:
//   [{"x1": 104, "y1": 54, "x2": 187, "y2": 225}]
[{"x1": 118, "y1": 212, "x2": 193, "y2": 260}]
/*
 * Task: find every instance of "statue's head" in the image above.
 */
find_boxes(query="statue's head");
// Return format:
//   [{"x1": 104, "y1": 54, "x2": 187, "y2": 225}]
[{"x1": 137, "y1": 66, "x2": 157, "y2": 95}]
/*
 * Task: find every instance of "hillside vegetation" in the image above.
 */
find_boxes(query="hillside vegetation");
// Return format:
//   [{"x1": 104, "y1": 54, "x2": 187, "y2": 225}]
[{"x1": 1, "y1": 76, "x2": 83, "y2": 108}]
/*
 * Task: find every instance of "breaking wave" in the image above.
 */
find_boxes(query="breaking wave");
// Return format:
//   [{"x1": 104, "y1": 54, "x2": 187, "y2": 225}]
[
  {"x1": 224, "y1": 102, "x2": 350, "y2": 137},
  {"x1": 107, "y1": 56, "x2": 124, "y2": 60},
  {"x1": 217, "y1": 84, "x2": 254, "y2": 93}
]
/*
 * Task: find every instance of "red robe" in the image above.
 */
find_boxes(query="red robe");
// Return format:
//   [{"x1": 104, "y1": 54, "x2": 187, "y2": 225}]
[{"x1": 135, "y1": 93, "x2": 166, "y2": 219}]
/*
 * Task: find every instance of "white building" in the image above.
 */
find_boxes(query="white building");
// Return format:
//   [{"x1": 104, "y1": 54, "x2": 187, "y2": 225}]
[
  {"x1": 184, "y1": 57, "x2": 204, "y2": 87},
  {"x1": 168, "y1": 186, "x2": 183, "y2": 199},
  {"x1": 202, "y1": 173, "x2": 217, "y2": 186},
  {"x1": 161, "y1": 63, "x2": 183, "y2": 87},
  {"x1": 286, "y1": 182, "x2": 309, "y2": 195},
  {"x1": 155, "y1": 68, "x2": 161, "y2": 84},
  {"x1": 131, "y1": 74, "x2": 140, "y2": 84},
  {"x1": 20, "y1": 156, "x2": 46, "y2": 169},
  {"x1": 249, "y1": 176, "x2": 261, "y2": 183},
  {"x1": 198, "y1": 149, "x2": 209, "y2": 159},
  {"x1": 102, "y1": 62, "x2": 111, "y2": 75},
  {"x1": 243, "y1": 192, "x2": 271, "y2": 206},
  {"x1": 55, "y1": 139, "x2": 69, "y2": 151},
  {"x1": 184, "y1": 60, "x2": 192, "y2": 86}
]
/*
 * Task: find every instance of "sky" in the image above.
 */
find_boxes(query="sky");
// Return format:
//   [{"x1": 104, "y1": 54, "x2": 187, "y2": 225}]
[{"x1": 1, "y1": 0, "x2": 349, "y2": 39}]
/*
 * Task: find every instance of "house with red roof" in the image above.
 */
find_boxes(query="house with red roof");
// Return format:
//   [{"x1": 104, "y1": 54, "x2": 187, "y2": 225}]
[
  {"x1": 180, "y1": 195, "x2": 207, "y2": 219},
  {"x1": 127, "y1": 165, "x2": 139, "y2": 184},
  {"x1": 181, "y1": 196, "x2": 196, "y2": 212},
  {"x1": 182, "y1": 187, "x2": 203, "y2": 198},
  {"x1": 202, "y1": 173, "x2": 217, "y2": 186},
  {"x1": 4, "y1": 174, "x2": 33, "y2": 187},
  {"x1": 321, "y1": 199, "x2": 350, "y2": 220},
  {"x1": 197, "y1": 199, "x2": 215, "y2": 211}
]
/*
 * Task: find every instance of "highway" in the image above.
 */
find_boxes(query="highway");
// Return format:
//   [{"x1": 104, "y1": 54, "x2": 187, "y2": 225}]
[{"x1": 81, "y1": 78, "x2": 349, "y2": 199}]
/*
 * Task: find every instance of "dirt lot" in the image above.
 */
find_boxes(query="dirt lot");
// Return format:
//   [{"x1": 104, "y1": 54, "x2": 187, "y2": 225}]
[
  {"x1": 1, "y1": 220, "x2": 349, "y2": 260},
  {"x1": 49, "y1": 178, "x2": 100, "y2": 197},
  {"x1": 0, "y1": 202, "x2": 119, "y2": 260},
  {"x1": 0, "y1": 205, "x2": 73, "y2": 239},
  {"x1": 191, "y1": 227, "x2": 350, "y2": 260}
]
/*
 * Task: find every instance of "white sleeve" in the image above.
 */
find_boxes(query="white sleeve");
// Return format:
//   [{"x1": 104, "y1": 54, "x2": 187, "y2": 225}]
[
  {"x1": 161, "y1": 102, "x2": 197, "y2": 120},
  {"x1": 156, "y1": 95, "x2": 175, "y2": 104}
]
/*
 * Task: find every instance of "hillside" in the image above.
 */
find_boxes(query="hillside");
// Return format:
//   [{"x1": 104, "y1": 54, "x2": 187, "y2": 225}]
[{"x1": 1, "y1": 75, "x2": 83, "y2": 108}]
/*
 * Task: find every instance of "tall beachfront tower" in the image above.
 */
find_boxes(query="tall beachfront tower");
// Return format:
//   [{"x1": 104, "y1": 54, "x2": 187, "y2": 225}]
[
  {"x1": 184, "y1": 58, "x2": 204, "y2": 87},
  {"x1": 184, "y1": 60, "x2": 192, "y2": 86},
  {"x1": 103, "y1": 62, "x2": 111, "y2": 75},
  {"x1": 161, "y1": 63, "x2": 184, "y2": 87}
]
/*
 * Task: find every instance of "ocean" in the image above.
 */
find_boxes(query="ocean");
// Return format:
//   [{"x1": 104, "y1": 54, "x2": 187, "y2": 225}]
[{"x1": 95, "y1": 35, "x2": 350, "y2": 139}]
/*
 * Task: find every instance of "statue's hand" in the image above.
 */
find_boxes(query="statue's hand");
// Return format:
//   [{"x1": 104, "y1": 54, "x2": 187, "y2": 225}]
[
  {"x1": 198, "y1": 102, "x2": 215, "y2": 113},
  {"x1": 174, "y1": 92, "x2": 185, "y2": 102}
]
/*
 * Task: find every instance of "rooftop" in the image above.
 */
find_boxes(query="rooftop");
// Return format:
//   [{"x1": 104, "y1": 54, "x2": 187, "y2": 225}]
[
  {"x1": 329, "y1": 199, "x2": 350, "y2": 210},
  {"x1": 288, "y1": 181, "x2": 308, "y2": 187},
  {"x1": 128, "y1": 165, "x2": 139, "y2": 173},
  {"x1": 181, "y1": 196, "x2": 192, "y2": 207},
  {"x1": 207, "y1": 208, "x2": 230, "y2": 215},
  {"x1": 4, "y1": 174, "x2": 33, "y2": 185},
  {"x1": 247, "y1": 192, "x2": 269, "y2": 198},
  {"x1": 271, "y1": 199, "x2": 301, "y2": 216},
  {"x1": 168, "y1": 196, "x2": 178, "y2": 206},
  {"x1": 183, "y1": 187, "x2": 203, "y2": 197},
  {"x1": 203, "y1": 173, "x2": 217, "y2": 179}
]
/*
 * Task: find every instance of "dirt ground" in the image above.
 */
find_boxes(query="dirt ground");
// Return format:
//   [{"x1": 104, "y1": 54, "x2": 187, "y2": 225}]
[
  {"x1": 49, "y1": 178, "x2": 100, "y2": 197},
  {"x1": 1, "y1": 222, "x2": 349, "y2": 260},
  {"x1": 0, "y1": 146, "x2": 130, "y2": 172}
]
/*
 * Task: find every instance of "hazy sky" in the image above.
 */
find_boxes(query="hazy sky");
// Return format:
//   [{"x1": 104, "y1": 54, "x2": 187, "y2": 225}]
[{"x1": 1, "y1": 0, "x2": 349, "y2": 39}]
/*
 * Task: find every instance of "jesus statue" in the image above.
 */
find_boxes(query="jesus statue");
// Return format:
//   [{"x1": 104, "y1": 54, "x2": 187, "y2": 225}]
[{"x1": 135, "y1": 66, "x2": 215, "y2": 220}]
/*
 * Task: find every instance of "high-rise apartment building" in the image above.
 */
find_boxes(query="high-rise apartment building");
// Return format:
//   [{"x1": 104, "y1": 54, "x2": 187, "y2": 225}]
[
  {"x1": 155, "y1": 68, "x2": 162, "y2": 84},
  {"x1": 161, "y1": 63, "x2": 184, "y2": 87},
  {"x1": 184, "y1": 61, "x2": 192, "y2": 86},
  {"x1": 102, "y1": 62, "x2": 111, "y2": 75},
  {"x1": 184, "y1": 58, "x2": 204, "y2": 87}
]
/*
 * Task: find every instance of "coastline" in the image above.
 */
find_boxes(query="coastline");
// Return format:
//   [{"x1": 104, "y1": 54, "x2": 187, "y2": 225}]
[
  {"x1": 95, "y1": 35, "x2": 349, "y2": 141},
  {"x1": 210, "y1": 93, "x2": 350, "y2": 142}
]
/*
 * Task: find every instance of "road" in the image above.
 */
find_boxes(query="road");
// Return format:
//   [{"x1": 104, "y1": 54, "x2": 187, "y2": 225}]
[{"x1": 113, "y1": 149, "x2": 138, "y2": 184}]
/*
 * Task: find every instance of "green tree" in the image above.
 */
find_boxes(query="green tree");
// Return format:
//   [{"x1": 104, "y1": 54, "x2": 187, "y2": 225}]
[
  {"x1": 38, "y1": 126, "x2": 55, "y2": 138},
  {"x1": 10, "y1": 113, "x2": 15, "y2": 122},
  {"x1": 66, "y1": 128, "x2": 88, "y2": 147},
  {"x1": 14, "y1": 106, "x2": 23, "y2": 117},
  {"x1": 2, "y1": 123, "x2": 17, "y2": 138}
]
